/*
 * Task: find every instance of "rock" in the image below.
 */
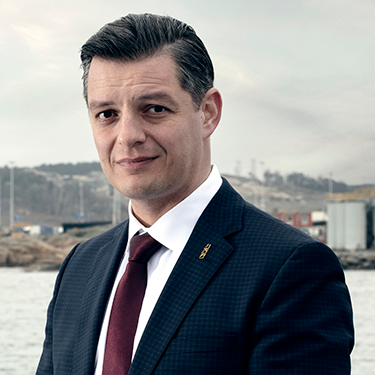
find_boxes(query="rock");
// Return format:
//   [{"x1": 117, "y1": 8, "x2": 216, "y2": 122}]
[
  {"x1": 0, "y1": 236, "x2": 81, "y2": 267},
  {"x1": 0, "y1": 245, "x2": 10, "y2": 266},
  {"x1": 25, "y1": 262, "x2": 62, "y2": 272},
  {"x1": 1, "y1": 231, "x2": 375, "y2": 270},
  {"x1": 335, "y1": 249, "x2": 375, "y2": 270}
]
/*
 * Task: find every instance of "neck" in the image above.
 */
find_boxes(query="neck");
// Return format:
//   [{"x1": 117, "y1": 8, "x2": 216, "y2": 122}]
[
  {"x1": 130, "y1": 165, "x2": 212, "y2": 227},
  {"x1": 131, "y1": 201, "x2": 172, "y2": 227}
]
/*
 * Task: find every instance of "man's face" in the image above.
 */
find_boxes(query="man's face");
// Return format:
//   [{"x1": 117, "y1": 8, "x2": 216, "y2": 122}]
[{"x1": 87, "y1": 54, "x2": 216, "y2": 217}]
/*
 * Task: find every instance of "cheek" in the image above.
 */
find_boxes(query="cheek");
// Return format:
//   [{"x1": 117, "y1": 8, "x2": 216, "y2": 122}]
[
  {"x1": 170, "y1": 133, "x2": 202, "y2": 167},
  {"x1": 93, "y1": 132, "x2": 113, "y2": 157}
]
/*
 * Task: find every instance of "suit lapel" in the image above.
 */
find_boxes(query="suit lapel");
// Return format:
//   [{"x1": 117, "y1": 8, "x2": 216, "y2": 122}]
[
  {"x1": 130, "y1": 179, "x2": 245, "y2": 375},
  {"x1": 72, "y1": 221, "x2": 129, "y2": 374}
]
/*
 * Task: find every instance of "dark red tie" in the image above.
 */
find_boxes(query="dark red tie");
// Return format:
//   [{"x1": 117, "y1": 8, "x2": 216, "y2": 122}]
[{"x1": 103, "y1": 233, "x2": 162, "y2": 375}]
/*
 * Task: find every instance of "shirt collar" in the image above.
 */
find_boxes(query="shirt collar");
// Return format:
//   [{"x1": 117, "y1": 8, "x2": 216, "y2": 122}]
[{"x1": 128, "y1": 165, "x2": 222, "y2": 253}]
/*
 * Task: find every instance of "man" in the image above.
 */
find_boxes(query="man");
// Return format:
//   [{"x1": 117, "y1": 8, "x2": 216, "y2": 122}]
[{"x1": 37, "y1": 13, "x2": 354, "y2": 375}]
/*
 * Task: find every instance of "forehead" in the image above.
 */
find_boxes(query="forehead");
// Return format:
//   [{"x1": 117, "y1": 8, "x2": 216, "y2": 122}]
[{"x1": 87, "y1": 54, "x2": 182, "y2": 100}]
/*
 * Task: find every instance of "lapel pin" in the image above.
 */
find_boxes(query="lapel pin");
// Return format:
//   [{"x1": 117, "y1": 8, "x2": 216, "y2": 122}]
[{"x1": 199, "y1": 244, "x2": 211, "y2": 259}]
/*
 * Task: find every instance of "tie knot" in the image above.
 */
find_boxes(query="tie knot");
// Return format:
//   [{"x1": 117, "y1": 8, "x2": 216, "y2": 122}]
[{"x1": 129, "y1": 233, "x2": 162, "y2": 264}]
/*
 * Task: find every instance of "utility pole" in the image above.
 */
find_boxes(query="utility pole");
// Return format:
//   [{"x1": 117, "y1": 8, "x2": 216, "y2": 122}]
[
  {"x1": 9, "y1": 162, "x2": 14, "y2": 230},
  {"x1": 328, "y1": 172, "x2": 333, "y2": 199},
  {"x1": 251, "y1": 158, "x2": 257, "y2": 180},
  {"x1": 112, "y1": 188, "x2": 121, "y2": 225},
  {"x1": 260, "y1": 161, "x2": 266, "y2": 211},
  {"x1": 235, "y1": 160, "x2": 242, "y2": 176},
  {"x1": 79, "y1": 181, "x2": 85, "y2": 221},
  {"x1": 0, "y1": 176, "x2": 2, "y2": 230}
]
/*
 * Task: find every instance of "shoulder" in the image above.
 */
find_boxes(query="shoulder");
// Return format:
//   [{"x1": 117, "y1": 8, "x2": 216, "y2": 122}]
[
  {"x1": 211, "y1": 177, "x2": 316, "y2": 248},
  {"x1": 242, "y1": 201, "x2": 315, "y2": 247},
  {"x1": 75, "y1": 220, "x2": 129, "y2": 250},
  {"x1": 211, "y1": 178, "x2": 339, "y2": 270},
  {"x1": 58, "y1": 220, "x2": 128, "y2": 274}
]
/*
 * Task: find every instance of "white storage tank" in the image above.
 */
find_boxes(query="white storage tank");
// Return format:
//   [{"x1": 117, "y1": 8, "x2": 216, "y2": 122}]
[
  {"x1": 327, "y1": 201, "x2": 366, "y2": 250},
  {"x1": 327, "y1": 203, "x2": 337, "y2": 249},
  {"x1": 336, "y1": 203, "x2": 346, "y2": 249},
  {"x1": 327, "y1": 202, "x2": 345, "y2": 249},
  {"x1": 344, "y1": 201, "x2": 366, "y2": 250}
]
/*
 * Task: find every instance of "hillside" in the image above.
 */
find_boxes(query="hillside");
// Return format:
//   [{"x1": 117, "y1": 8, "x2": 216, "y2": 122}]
[
  {"x1": 224, "y1": 174, "x2": 328, "y2": 213},
  {"x1": 0, "y1": 164, "x2": 128, "y2": 228},
  {"x1": 0, "y1": 162, "x2": 372, "y2": 229}
]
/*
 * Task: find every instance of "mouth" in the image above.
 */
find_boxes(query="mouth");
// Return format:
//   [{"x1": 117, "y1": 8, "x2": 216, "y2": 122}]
[{"x1": 116, "y1": 156, "x2": 158, "y2": 169}]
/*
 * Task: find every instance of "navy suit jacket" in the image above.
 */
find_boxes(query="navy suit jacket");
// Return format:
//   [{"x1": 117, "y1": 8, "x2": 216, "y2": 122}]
[{"x1": 37, "y1": 179, "x2": 354, "y2": 374}]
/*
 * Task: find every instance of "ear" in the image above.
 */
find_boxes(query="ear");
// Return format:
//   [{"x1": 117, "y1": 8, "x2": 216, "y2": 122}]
[{"x1": 201, "y1": 88, "x2": 222, "y2": 140}]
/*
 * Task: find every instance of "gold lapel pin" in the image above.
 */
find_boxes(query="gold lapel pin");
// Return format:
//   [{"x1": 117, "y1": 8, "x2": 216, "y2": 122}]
[{"x1": 199, "y1": 244, "x2": 211, "y2": 259}]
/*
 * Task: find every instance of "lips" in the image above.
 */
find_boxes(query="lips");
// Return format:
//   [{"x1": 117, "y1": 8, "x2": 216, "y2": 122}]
[{"x1": 116, "y1": 156, "x2": 158, "y2": 169}]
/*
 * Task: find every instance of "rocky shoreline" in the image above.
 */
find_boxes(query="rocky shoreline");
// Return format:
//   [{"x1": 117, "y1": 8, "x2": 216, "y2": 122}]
[
  {"x1": 0, "y1": 235, "x2": 84, "y2": 271},
  {"x1": 334, "y1": 249, "x2": 375, "y2": 270},
  {"x1": 1, "y1": 232, "x2": 375, "y2": 271}
]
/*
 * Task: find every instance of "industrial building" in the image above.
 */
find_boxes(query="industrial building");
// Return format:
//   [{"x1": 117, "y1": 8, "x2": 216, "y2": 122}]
[
  {"x1": 272, "y1": 211, "x2": 327, "y2": 243},
  {"x1": 327, "y1": 188, "x2": 375, "y2": 251}
]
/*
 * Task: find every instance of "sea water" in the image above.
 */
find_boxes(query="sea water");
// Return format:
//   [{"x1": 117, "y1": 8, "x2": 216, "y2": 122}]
[{"x1": 0, "y1": 268, "x2": 374, "y2": 374}]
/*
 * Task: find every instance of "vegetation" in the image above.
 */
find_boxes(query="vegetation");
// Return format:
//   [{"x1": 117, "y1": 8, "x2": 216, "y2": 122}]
[
  {"x1": 36, "y1": 162, "x2": 102, "y2": 176},
  {"x1": 0, "y1": 164, "x2": 127, "y2": 226},
  {"x1": 0, "y1": 163, "x2": 369, "y2": 227},
  {"x1": 264, "y1": 170, "x2": 351, "y2": 193}
]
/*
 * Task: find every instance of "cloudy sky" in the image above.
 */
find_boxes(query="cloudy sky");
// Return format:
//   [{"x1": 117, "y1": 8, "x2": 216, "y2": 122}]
[{"x1": 1, "y1": 0, "x2": 374, "y2": 184}]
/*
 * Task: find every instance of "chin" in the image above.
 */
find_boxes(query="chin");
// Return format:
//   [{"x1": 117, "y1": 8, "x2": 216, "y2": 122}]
[{"x1": 115, "y1": 182, "x2": 157, "y2": 201}]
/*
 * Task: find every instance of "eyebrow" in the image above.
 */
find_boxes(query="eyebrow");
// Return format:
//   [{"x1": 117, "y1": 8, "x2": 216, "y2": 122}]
[
  {"x1": 88, "y1": 92, "x2": 179, "y2": 112},
  {"x1": 88, "y1": 101, "x2": 116, "y2": 112},
  {"x1": 136, "y1": 92, "x2": 179, "y2": 107}
]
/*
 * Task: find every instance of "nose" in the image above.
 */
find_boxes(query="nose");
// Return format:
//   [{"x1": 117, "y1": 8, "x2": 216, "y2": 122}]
[{"x1": 117, "y1": 114, "x2": 146, "y2": 147}]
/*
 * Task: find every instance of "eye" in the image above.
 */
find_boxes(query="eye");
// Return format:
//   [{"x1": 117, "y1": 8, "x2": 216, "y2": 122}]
[
  {"x1": 98, "y1": 110, "x2": 114, "y2": 119},
  {"x1": 148, "y1": 105, "x2": 168, "y2": 114}
]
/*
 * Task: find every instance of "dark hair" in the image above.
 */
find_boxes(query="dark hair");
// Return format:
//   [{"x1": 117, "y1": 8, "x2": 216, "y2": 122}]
[{"x1": 80, "y1": 13, "x2": 214, "y2": 108}]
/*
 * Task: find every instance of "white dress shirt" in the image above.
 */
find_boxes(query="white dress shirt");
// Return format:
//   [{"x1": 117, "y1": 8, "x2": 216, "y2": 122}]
[{"x1": 94, "y1": 165, "x2": 222, "y2": 374}]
